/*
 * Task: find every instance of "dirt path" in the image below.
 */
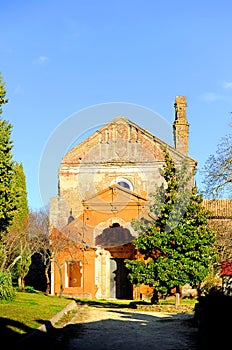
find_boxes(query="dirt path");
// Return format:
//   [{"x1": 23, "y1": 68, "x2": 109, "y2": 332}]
[{"x1": 60, "y1": 304, "x2": 198, "y2": 350}]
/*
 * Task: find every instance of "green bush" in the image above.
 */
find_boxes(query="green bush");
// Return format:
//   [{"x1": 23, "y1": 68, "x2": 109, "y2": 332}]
[
  {"x1": 0, "y1": 270, "x2": 16, "y2": 300},
  {"x1": 25, "y1": 285, "x2": 36, "y2": 293},
  {"x1": 200, "y1": 271, "x2": 222, "y2": 295}
]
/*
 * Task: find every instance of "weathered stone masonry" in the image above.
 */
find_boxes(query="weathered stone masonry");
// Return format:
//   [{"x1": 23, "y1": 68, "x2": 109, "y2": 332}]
[{"x1": 49, "y1": 96, "x2": 231, "y2": 299}]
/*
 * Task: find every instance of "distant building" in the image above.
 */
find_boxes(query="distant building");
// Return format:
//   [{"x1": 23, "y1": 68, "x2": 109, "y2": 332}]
[{"x1": 49, "y1": 96, "x2": 230, "y2": 299}]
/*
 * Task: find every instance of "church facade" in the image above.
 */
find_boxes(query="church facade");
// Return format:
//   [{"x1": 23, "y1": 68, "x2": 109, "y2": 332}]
[{"x1": 49, "y1": 96, "x2": 200, "y2": 299}]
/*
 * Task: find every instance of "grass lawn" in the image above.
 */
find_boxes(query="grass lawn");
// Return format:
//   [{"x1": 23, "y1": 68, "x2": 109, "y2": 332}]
[{"x1": 0, "y1": 291, "x2": 73, "y2": 334}]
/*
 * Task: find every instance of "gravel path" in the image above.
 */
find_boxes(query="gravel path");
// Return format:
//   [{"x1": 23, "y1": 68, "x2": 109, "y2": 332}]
[
  {"x1": 18, "y1": 302, "x2": 199, "y2": 350},
  {"x1": 62, "y1": 304, "x2": 198, "y2": 350}
]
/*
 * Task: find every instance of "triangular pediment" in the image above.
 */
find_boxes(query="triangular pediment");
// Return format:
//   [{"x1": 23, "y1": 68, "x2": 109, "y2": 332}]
[
  {"x1": 61, "y1": 116, "x2": 196, "y2": 166},
  {"x1": 83, "y1": 183, "x2": 147, "y2": 206},
  {"x1": 61, "y1": 184, "x2": 149, "y2": 247}
]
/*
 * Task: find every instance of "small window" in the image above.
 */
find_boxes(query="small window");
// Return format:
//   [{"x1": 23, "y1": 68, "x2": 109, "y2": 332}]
[
  {"x1": 115, "y1": 177, "x2": 133, "y2": 191},
  {"x1": 117, "y1": 181, "x2": 130, "y2": 189}
]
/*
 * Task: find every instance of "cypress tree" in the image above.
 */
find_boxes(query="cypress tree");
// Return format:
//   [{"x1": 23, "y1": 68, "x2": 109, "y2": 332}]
[
  {"x1": 0, "y1": 74, "x2": 16, "y2": 237},
  {"x1": 11, "y1": 162, "x2": 29, "y2": 228}
]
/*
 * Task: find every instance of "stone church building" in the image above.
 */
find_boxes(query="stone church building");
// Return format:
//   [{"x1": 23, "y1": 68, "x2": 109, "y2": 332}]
[{"x1": 49, "y1": 96, "x2": 230, "y2": 299}]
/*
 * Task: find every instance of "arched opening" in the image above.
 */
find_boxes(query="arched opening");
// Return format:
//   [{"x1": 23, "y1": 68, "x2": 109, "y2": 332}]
[
  {"x1": 117, "y1": 181, "x2": 130, "y2": 189},
  {"x1": 111, "y1": 177, "x2": 134, "y2": 191},
  {"x1": 95, "y1": 223, "x2": 134, "y2": 247}
]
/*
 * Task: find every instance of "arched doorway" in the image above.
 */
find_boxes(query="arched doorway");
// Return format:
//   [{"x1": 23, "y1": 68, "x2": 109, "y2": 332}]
[{"x1": 95, "y1": 222, "x2": 135, "y2": 300}]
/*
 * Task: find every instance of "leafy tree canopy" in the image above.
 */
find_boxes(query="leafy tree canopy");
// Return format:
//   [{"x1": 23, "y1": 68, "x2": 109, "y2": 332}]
[{"x1": 125, "y1": 148, "x2": 217, "y2": 301}]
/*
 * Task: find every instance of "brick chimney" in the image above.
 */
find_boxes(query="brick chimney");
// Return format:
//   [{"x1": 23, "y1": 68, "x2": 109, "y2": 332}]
[{"x1": 173, "y1": 96, "x2": 189, "y2": 155}]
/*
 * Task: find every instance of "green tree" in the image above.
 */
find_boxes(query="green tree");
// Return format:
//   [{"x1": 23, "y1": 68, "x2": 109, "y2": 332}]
[
  {"x1": 4, "y1": 163, "x2": 31, "y2": 290},
  {"x1": 0, "y1": 73, "x2": 18, "y2": 299},
  {"x1": 125, "y1": 148, "x2": 217, "y2": 303},
  {"x1": 0, "y1": 74, "x2": 32, "y2": 295},
  {"x1": 0, "y1": 73, "x2": 8, "y2": 112},
  {"x1": 1, "y1": 163, "x2": 30, "y2": 274},
  {"x1": 11, "y1": 162, "x2": 29, "y2": 228},
  {"x1": 0, "y1": 74, "x2": 16, "y2": 238}
]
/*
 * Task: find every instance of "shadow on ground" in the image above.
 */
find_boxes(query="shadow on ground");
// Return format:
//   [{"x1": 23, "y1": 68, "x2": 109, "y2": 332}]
[
  {"x1": 3, "y1": 293, "x2": 231, "y2": 350},
  {"x1": 1, "y1": 304, "x2": 198, "y2": 350},
  {"x1": 0, "y1": 317, "x2": 75, "y2": 350}
]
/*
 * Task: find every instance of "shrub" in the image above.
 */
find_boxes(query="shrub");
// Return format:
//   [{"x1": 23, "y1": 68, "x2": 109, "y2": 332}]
[
  {"x1": 25, "y1": 285, "x2": 36, "y2": 293},
  {"x1": 200, "y1": 271, "x2": 222, "y2": 295},
  {"x1": 0, "y1": 270, "x2": 16, "y2": 300}
]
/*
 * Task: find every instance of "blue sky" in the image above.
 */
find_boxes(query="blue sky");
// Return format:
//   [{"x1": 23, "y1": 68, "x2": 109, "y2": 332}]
[{"x1": 1, "y1": 0, "x2": 232, "y2": 210}]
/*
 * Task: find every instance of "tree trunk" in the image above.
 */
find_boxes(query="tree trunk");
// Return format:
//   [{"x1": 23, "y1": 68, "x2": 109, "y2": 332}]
[
  {"x1": 55, "y1": 260, "x2": 64, "y2": 298},
  {"x1": 175, "y1": 286, "x2": 181, "y2": 306},
  {"x1": 44, "y1": 263, "x2": 51, "y2": 295},
  {"x1": 151, "y1": 289, "x2": 159, "y2": 304},
  {"x1": 21, "y1": 277, "x2": 25, "y2": 292}
]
